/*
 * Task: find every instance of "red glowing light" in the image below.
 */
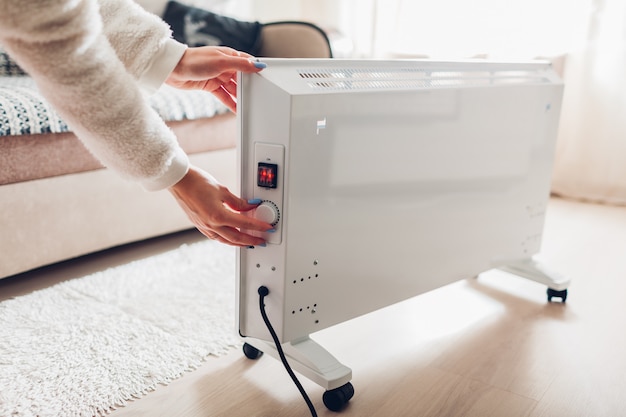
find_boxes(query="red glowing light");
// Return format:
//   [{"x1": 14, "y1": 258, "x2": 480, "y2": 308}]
[{"x1": 257, "y1": 163, "x2": 278, "y2": 188}]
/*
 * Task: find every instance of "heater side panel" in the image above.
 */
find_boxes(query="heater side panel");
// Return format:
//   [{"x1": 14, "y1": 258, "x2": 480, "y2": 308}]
[{"x1": 237, "y1": 73, "x2": 292, "y2": 341}]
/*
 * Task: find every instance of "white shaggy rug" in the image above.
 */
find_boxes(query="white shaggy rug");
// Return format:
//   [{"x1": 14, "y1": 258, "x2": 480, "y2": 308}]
[{"x1": 0, "y1": 239, "x2": 240, "y2": 417}]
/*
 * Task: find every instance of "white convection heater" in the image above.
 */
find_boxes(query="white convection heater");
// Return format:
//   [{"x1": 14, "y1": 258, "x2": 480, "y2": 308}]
[{"x1": 235, "y1": 58, "x2": 569, "y2": 411}]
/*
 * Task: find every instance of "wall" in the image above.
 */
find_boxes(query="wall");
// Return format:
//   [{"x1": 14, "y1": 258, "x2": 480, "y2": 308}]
[{"x1": 246, "y1": 0, "x2": 339, "y2": 26}]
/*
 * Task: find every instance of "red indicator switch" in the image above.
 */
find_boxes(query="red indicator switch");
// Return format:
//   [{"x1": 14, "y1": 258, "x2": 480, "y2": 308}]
[{"x1": 257, "y1": 163, "x2": 278, "y2": 188}]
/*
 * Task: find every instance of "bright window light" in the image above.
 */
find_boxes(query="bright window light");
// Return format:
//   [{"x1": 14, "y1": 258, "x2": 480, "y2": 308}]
[{"x1": 377, "y1": 0, "x2": 592, "y2": 59}]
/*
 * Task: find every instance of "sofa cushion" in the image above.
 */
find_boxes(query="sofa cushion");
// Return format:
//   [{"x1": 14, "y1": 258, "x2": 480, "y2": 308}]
[
  {"x1": 0, "y1": 114, "x2": 236, "y2": 185},
  {"x1": 0, "y1": 75, "x2": 235, "y2": 185}
]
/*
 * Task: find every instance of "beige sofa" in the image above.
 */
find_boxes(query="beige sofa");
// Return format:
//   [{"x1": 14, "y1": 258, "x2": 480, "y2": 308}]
[{"x1": 0, "y1": 21, "x2": 332, "y2": 279}]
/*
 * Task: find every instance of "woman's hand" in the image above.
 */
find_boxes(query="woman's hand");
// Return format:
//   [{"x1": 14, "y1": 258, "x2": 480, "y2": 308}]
[
  {"x1": 165, "y1": 47, "x2": 269, "y2": 246},
  {"x1": 168, "y1": 166, "x2": 272, "y2": 247},
  {"x1": 165, "y1": 46, "x2": 266, "y2": 112}
]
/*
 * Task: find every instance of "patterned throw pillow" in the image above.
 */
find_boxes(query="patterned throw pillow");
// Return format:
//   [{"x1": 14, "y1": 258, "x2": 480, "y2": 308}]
[{"x1": 162, "y1": 1, "x2": 262, "y2": 55}]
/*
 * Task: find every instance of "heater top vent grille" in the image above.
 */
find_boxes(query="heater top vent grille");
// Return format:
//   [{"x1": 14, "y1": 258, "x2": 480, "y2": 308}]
[{"x1": 298, "y1": 67, "x2": 550, "y2": 91}]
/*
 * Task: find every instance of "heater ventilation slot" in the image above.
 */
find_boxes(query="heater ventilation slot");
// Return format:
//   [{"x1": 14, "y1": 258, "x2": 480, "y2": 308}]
[{"x1": 298, "y1": 67, "x2": 550, "y2": 91}]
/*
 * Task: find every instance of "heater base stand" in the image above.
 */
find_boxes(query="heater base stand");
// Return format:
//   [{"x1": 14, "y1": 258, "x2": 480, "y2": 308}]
[
  {"x1": 498, "y1": 256, "x2": 570, "y2": 302},
  {"x1": 242, "y1": 336, "x2": 352, "y2": 391}
]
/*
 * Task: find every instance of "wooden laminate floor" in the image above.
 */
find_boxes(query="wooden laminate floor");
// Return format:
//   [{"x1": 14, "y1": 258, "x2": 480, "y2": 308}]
[{"x1": 2, "y1": 197, "x2": 625, "y2": 417}]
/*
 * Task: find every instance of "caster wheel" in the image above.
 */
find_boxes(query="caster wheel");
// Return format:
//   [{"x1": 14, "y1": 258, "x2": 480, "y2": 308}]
[
  {"x1": 242, "y1": 343, "x2": 263, "y2": 359},
  {"x1": 323, "y1": 382, "x2": 354, "y2": 412},
  {"x1": 547, "y1": 288, "x2": 568, "y2": 303}
]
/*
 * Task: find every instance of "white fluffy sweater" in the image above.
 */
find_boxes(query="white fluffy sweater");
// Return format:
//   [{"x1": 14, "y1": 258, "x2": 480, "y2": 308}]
[{"x1": 0, "y1": 0, "x2": 189, "y2": 190}]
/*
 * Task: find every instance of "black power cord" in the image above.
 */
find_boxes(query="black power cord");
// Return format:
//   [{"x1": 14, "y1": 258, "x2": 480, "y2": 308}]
[{"x1": 258, "y1": 286, "x2": 318, "y2": 417}]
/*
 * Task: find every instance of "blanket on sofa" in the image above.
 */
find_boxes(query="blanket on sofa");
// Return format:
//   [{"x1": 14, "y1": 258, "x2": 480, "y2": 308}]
[{"x1": 0, "y1": 76, "x2": 229, "y2": 137}]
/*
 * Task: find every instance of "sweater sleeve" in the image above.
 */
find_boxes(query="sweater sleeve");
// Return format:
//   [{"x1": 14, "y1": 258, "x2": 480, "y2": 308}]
[
  {"x1": 97, "y1": 0, "x2": 188, "y2": 93},
  {"x1": 0, "y1": 0, "x2": 189, "y2": 191}
]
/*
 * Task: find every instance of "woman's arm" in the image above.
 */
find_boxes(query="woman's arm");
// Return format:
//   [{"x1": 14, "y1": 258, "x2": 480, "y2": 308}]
[
  {"x1": 0, "y1": 0, "x2": 187, "y2": 189},
  {"x1": 0, "y1": 0, "x2": 272, "y2": 245},
  {"x1": 96, "y1": 0, "x2": 188, "y2": 93}
]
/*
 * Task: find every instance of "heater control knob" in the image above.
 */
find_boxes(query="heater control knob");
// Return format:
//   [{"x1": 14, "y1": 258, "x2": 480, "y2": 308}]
[{"x1": 254, "y1": 201, "x2": 280, "y2": 226}]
